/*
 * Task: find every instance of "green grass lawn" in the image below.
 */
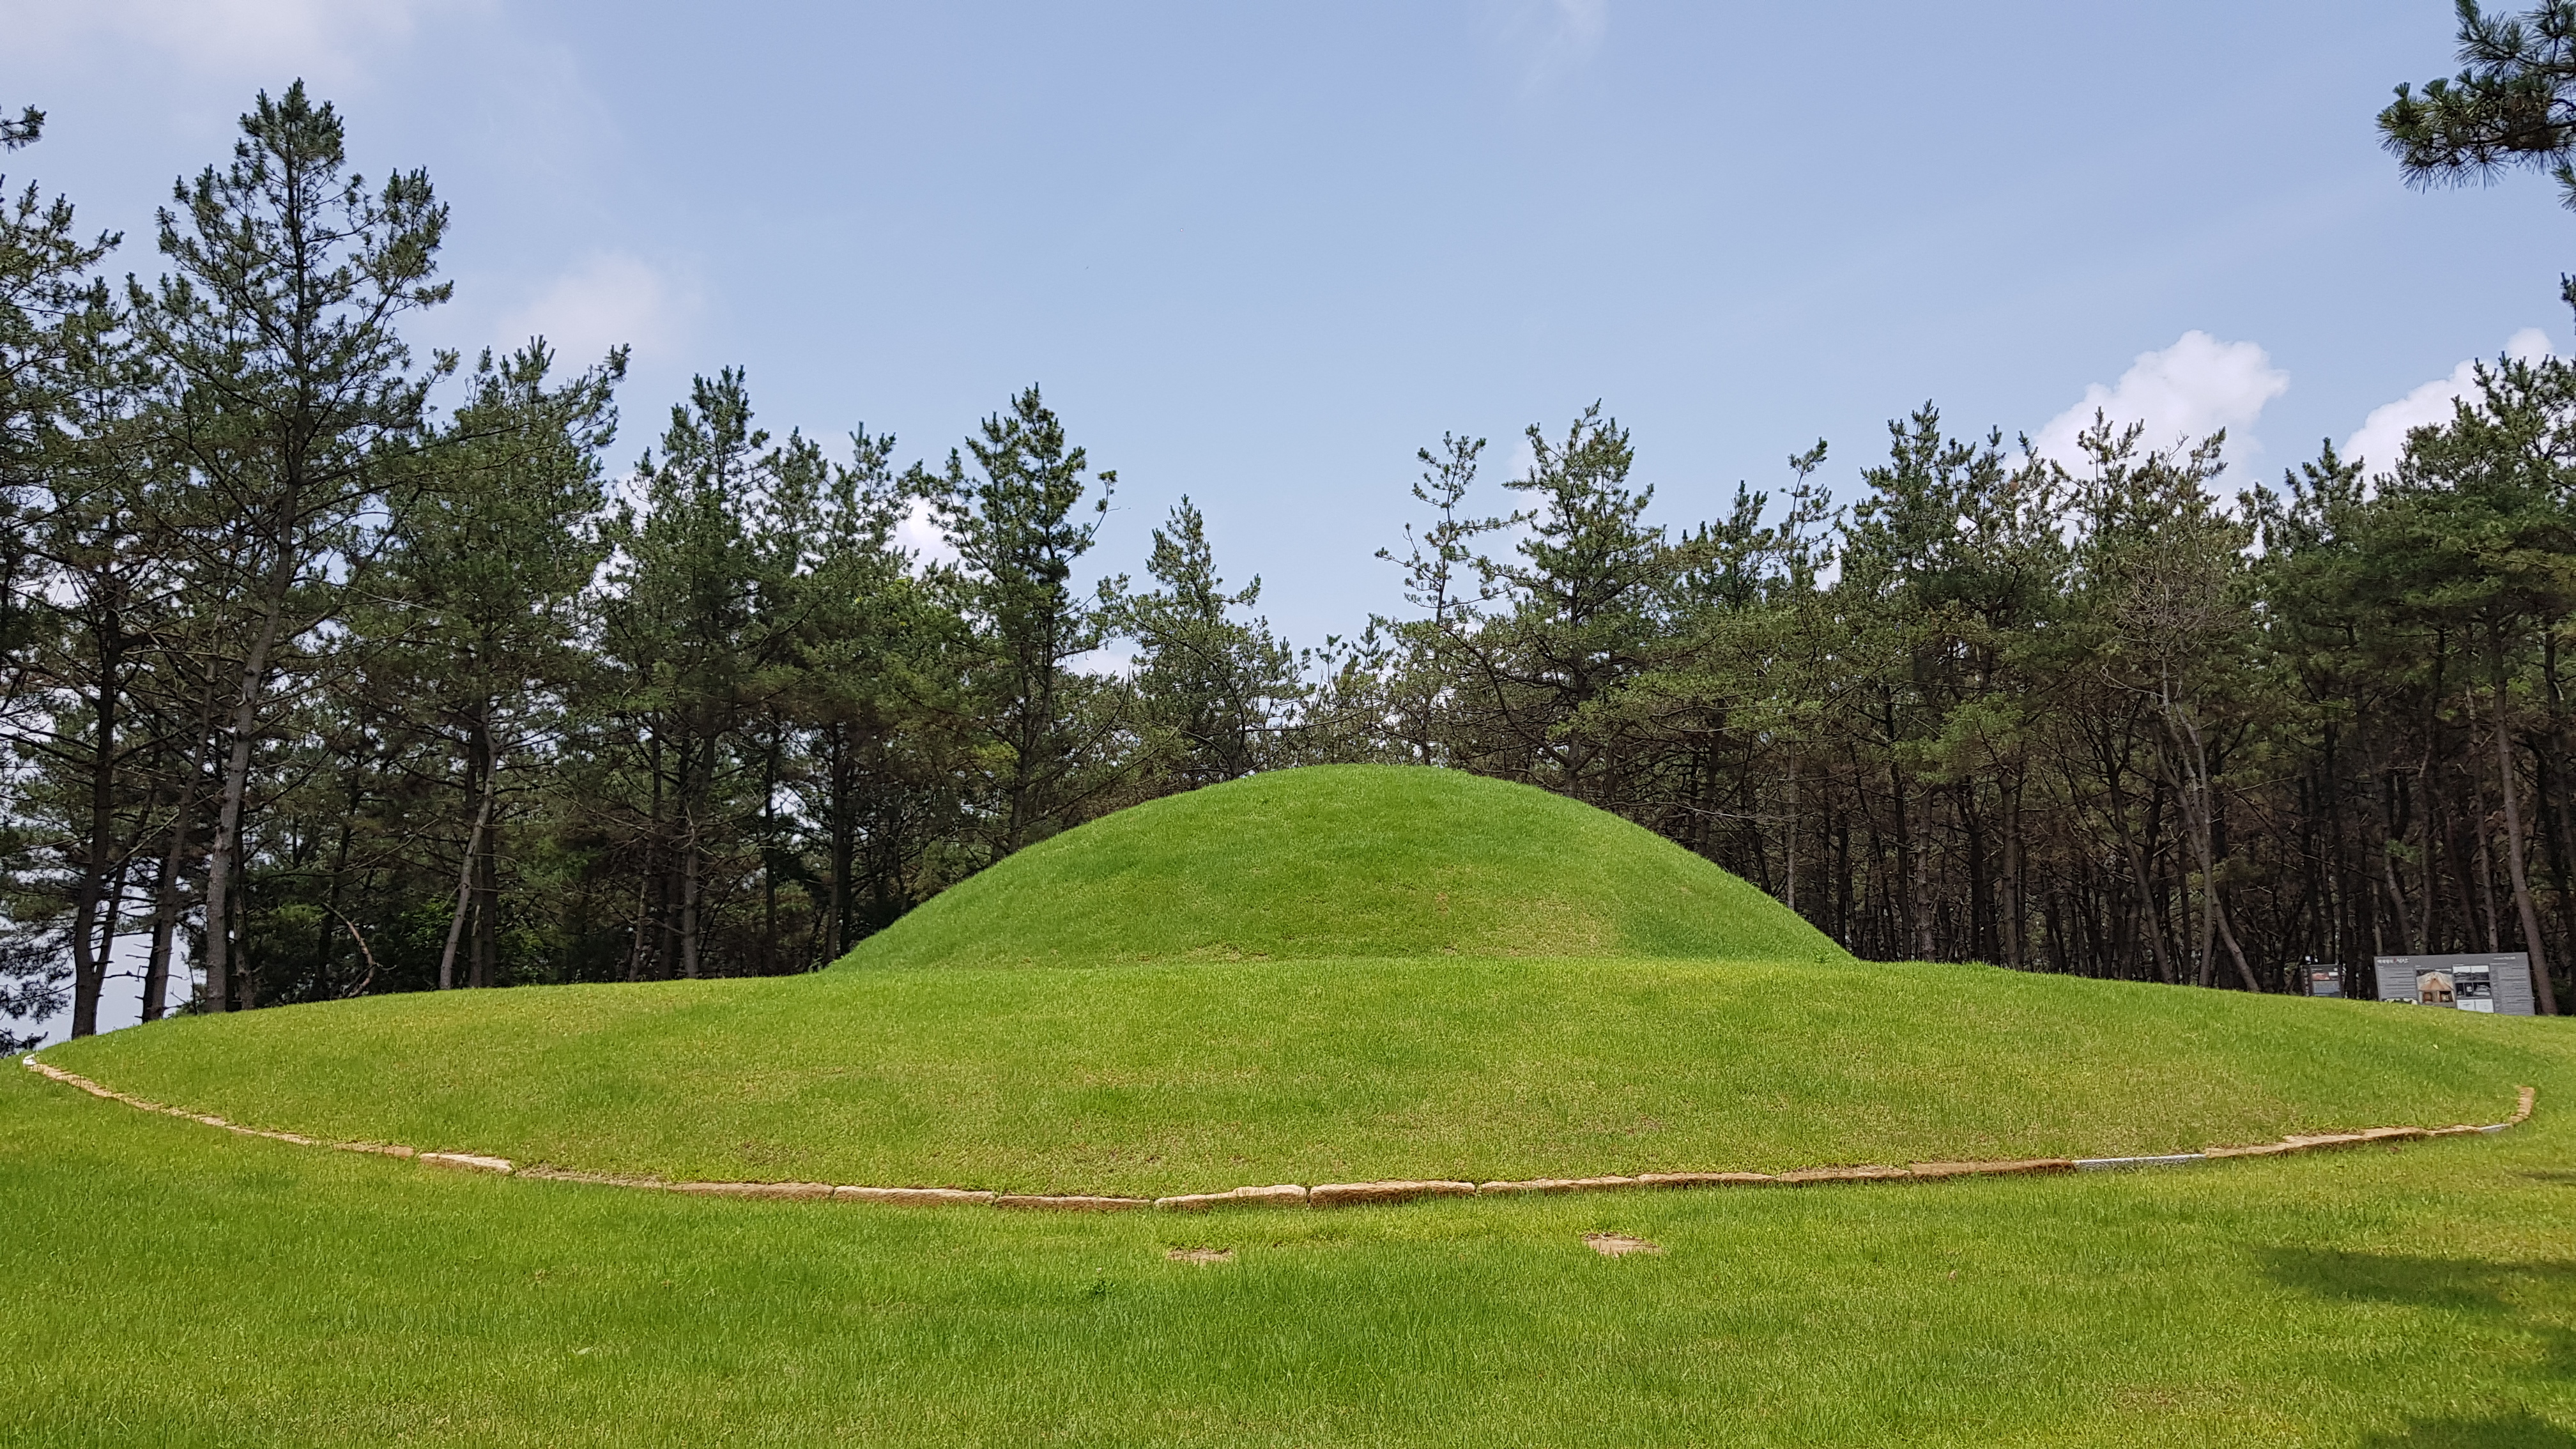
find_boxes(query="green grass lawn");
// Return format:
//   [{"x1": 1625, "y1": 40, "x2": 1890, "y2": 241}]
[
  {"x1": 15, "y1": 765, "x2": 2576, "y2": 1445},
  {"x1": 56, "y1": 765, "x2": 2549, "y2": 1197},
  {"x1": 837, "y1": 765, "x2": 1850, "y2": 969},
  {"x1": 6, "y1": 1053, "x2": 2575, "y2": 1448},
  {"x1": 38, "y1": 955, "x2": 2564, "y2": 1195}
]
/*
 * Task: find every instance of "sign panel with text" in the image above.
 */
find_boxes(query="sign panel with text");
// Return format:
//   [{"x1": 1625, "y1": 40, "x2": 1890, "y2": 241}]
[{"x1": 2370, "y1": 953, "x2": 2538, "y2": 1016}]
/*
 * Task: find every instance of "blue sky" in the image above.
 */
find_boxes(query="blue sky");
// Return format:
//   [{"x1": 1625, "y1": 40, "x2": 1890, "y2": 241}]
[{"x1": 5, "y1": 0, "x2": 2573, "y2": 653}]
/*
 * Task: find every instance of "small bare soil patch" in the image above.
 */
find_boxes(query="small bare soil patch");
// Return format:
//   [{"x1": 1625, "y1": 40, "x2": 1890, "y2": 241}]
[{"x1": 1584, "y1": 1232, "x2": 1663, "y2": 1257}]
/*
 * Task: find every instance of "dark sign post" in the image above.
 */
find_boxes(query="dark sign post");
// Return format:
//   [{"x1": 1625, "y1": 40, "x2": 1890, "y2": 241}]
[
  {"x1": 2371, "y1": 954, "x2": 2540, "y2": 1016},
  {"x1": 2303, "y1": 960, "x2": 2342, "y2": 998}
]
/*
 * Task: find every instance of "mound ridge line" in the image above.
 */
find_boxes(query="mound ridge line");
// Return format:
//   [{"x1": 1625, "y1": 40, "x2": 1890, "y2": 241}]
[{"x1": 19, "y1": 1056, "x2": 2539, "y2": 1208}]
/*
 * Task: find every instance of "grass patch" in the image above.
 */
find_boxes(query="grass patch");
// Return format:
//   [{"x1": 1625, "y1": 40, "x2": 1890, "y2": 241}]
[
  {"x1": 17, "y1": 763, "x2": 2576, "y2": 1443},
  {"x1": 837, "y1": 765, "x2": 1850, "y2": 968},
  {"x1": 42, "y1": 956, "x2": 2567, "y2": 1194},
  {"x1": 6, "y1": 1046, "x2": 2576, "y2": 1446}
]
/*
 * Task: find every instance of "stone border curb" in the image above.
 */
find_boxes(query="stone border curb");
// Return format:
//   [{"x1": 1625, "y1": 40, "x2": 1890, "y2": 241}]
[
  {"x1": 1157, "y1": 1183, "x2": 1307, "y2": 1211},
  {"x1": 834, "y1": 1186, "x2": 995, "y2": 1207},
  {"x1": 17, "y1": 1054, "x2": 2538, "y2": 1213},
  {"x1": 19, "y1": 1054, "x2": 438, "y2": 1162},
  {"x1": 419, "y1": 1151, "x2": 514, "y2": 1174},
  {"x1": 2071, "y1": 1086, "x2": 2538, "y2": 1172},
  {"x1": 1311, "y1": 1179, "x2": 1476, "y2": 1207},
  {"x1": 1480, "y1": 1175, "x2": 1644, "y2": 1195}
]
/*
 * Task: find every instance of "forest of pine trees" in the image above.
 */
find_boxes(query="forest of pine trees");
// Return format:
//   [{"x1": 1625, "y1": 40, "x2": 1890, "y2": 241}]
[{"x1": 5, "y1": 79, "x2": 2574, "y2": 1047}]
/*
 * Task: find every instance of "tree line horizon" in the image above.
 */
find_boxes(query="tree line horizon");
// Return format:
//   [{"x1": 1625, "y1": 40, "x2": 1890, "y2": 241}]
[{"x1": 8, "y1": 52, "x2": 2576, "y2": 1044}]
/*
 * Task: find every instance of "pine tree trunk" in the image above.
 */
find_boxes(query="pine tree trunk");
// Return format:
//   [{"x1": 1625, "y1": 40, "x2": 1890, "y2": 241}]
[
  {"x1": 143, "y1": 772, "x2": 198, "y2": 1023},
  {"x1": 825, "y1": 724, "x2": 852, "y2": 961},
  {"x1": 2419, "y1": 747, "x2": 2443, "y2": 950},
  {"x1": 680, "y1": 735, "x2": 708, "y2": 979},
  {"x1": 436, "y1": 765, "x2": 496, "y2": 991},
  {"x1": 2108, "y1": 755, "x2": 2178, "y2": 985},
  {"x1": 2471, "y1": 753, "x2": 2503, "y2": 953},
  {"x1": 142, "y1": 679, "x2": 222, "y2": 1022},
  {"x1": 201, "y1": 569, "x2": 293, "y2": 1013},
  {"x1": 2372, "y1": 745, "x2": 2420, "y2": 953},
  {"x1": 2163, "y1": 700, "x2": 2255, "y2": 992},
  {"x1": 66, "y1": 650, "x2": 119, "y2": 1038},
  {"x1": 2546, "y1": 640, "x2": 2576, "y2": 980},
  {"x1": 680, "y1": 818, "x2": 702, "y2": 979},
  {"x1": 632, "y1": 730, "x2": 664, "y2": 981},
  {"x1": 762, "y1": 724, "x2": 779, "y2": 975},
  {"x1": 317, "y1": 760, "x2": 362, "y2": 990},
  {"x1": 471, "y1": 819, "x2": 498, "y2": 990},
  {"x1": 1883, "y1": 702, "x2": 1928, "y2": 959},
  {"x1": 1784, "y1": 750, "x2": 1799, "y2": 916},
  {"x1": 1999, "y1": 774, "x2": 2021, "y2": 969},
  {"x1": 92, "y1": 854, "x2": 132, "y2": 1019},
  {"x1": 141, "y1": 827, "x2": 178, "y2": 1024},
  {"x1": 229, "y1": 858, "x2": 256, "y2": 1009},
  {"x1": 2492, "y1": 671, "x2": 2561, "y2": 1014},
  {"x1": 2382, "y1": 851, "x2": 2419, "y2": 954}
]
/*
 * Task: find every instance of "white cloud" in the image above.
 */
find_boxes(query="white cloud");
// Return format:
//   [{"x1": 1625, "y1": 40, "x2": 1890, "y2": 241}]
[
  {"x1": 1067, "y1": 648, "x2": 1139, "y2": 679},
  {"x1": 2031, "y1": 331, "x2": 2288, "y2": 471},
  {"x1": 893, "y1": 496, "x2": 962, "y2": 574},
  {"x1": 494, "y1": 254, "x2": 694, "y2": 370},
  {"x1": 0, "y1": 0, "x2": 480, "y2": 82},
  {"x1": 2341, "y1": 328, "x2": 2555, "y2": 477}
]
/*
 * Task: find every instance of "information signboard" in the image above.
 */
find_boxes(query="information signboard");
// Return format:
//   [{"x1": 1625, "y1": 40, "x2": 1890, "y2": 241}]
[{"x1": 2370, "y1": 953, "x2": 2539, "y2": 1016}]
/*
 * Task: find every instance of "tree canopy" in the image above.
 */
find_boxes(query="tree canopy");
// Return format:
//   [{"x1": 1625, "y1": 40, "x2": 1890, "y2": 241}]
[{"x1": 5, "y1": 74, "x2": 2576, "y2": 1050}]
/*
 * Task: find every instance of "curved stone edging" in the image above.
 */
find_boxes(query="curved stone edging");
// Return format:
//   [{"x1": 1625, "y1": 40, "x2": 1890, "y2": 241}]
[{"x1": 17, "y1": 1055, "x2": 2538, "y2": 1211}]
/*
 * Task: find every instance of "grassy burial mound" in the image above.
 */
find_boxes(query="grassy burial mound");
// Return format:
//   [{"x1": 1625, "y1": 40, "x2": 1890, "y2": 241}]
[
  {"x1": 31, "y1": 765, "x2": 2572, "y2": 1199},
  {"x1": 834, "y1": 765, "x2": 1851, "y2": 968}
]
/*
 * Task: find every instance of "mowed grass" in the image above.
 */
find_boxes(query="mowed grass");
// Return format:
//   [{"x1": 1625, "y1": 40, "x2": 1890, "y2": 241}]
[
  {"x1": 36, "y1": 766, "x2": 2573, "y2": 1193},
  {"x1": 14, "y1": 767, "x2": 2576, "y2": 1443},
  {"x1": 6, "y1": 1052, "x2": 2576, "y2": 1448},
  {"x1": 837, "y1": 765, "x2": 1851, "y2": 968},
  {"x1": 40, "y1": 955, "x2": 2567, "y2": 1194}
]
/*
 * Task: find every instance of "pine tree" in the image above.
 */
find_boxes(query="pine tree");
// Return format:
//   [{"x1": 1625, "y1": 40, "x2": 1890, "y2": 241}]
[
  {"x1": 130, "y1": 82, "x2": 450, "y2": 1012},
  {"x1": 598, "y1": 369, "x2": 779, "y2": 979},
  {"x1": 363, "y1": 340, "x2": 622, "y2": 990},
  {"x1": 1461, "y1": 404, "x2": 1680, "y2": 809},
  {"x1": 927, "y1": 386, "x2": 1125, "y2": 855},
  {"x1": 1119, "y1": 496, "x2": 1300, "y2": 789},
  {"x1": 1373, "y1": 434, "x2": 1499, "y2": 765},
  {"x1": 2368, "y1": 354, "x2": 2576, "y2": 1014},
  {"x1": 774, "y1": 427, "x2": 960, "y2": 958},
  {"x1": 19, "y1": 297, "x2": 167, "y2": 1036},
  {"x1": 2382, "y1": 3, "x2": 2576, "y2": 307},
  {"x1": 0, "y1": 102, "x2": 126, "y2": 1045},
  {"x1": 2383, "y1": 2, "x2": 2576, "y2": 206}
]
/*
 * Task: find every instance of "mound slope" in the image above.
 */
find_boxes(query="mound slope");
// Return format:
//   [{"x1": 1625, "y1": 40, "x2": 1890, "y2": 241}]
[
  {"x1": 37, "y1": 954, "x2": 2567, "y2": 1198},
  {"x1": 838, "y1": 765, "x2": 1848, "y2": 969},
  {"x1": 31, "y1": 764, "x2": 2569, "y2": 1200}
]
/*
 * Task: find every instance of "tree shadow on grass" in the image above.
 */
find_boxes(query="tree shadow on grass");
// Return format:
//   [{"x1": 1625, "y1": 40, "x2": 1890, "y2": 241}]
[
  {"x1": 2359, "y1": 1410, "x2": 2576, "y2": 1448},
  {"x1": 2260, "y1": 1248, "x2": 2576, "y2": 1430},
  {"x1": 2261, "y1": 1248, "x2": 2576, "y2": 1321}
]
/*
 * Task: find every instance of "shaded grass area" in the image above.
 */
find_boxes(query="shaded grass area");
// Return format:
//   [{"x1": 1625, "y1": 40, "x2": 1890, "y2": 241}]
[
  {"x1": 41, "y1": 955, "x2": 2569, "y2": 1195},
  {"x1": 6, "y1": 1054, "x2": 2576, "y2": 1448},
  {"x1": 837, "y1": 765, "x2": 1850, "y2": 969}
]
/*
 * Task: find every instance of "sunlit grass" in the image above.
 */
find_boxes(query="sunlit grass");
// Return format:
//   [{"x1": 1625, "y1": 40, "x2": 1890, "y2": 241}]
[
  {"x1": 17, "y1": 762, "x2": 2576, "y2": 1445},
  {"x1": 836, "y1": 765, "x2": 1851, "y2": 969},
  {"x1": 6, "y1": 1052, "x2": 2574, "y2": 1447},
  {"x1": 42, "y1": 954, "x2": 2564, "y2": 1195}
]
